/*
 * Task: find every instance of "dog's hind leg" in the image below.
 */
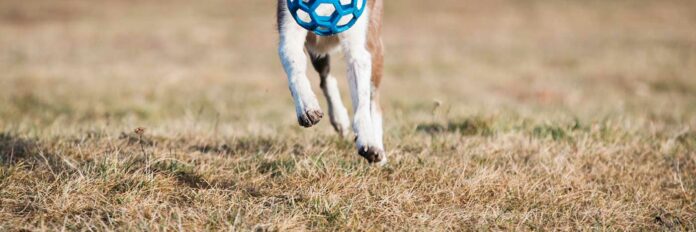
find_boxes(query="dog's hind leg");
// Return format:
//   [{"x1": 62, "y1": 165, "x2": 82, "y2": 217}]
[
  {"x1": 309, "y1": 52, "x2": 351, "y2": 137},
  {"x1": 277, "y1": 1, "x2": 323, "y2": 127}
]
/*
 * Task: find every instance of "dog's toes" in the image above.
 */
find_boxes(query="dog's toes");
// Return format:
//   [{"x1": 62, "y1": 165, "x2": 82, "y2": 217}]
[
  {"x1": 298, "y1": 109, "x2": 323, "y2": 127},
  {"x1": 331, "y1": 121, "x2": 350, "y2": 138},
  {"x1": 358, "y1": 146, "x2": 386, "y2": 164}
]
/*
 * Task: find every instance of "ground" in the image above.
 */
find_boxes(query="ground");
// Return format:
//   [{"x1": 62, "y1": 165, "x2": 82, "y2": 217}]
[{"x1": 0, "y1": 0, "x2": 695, "y2": 230}]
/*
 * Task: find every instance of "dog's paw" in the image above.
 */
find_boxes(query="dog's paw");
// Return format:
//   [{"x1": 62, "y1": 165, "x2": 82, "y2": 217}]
[
  {"x1": 297, "y1": 108, "x2": 323, "y2": 127},
  {"x1": 358, "y1": 145, "x2": 386, "y2": 165},
  {"x1": 330, "y1": 117, "x2": 350, "y2": 138}
]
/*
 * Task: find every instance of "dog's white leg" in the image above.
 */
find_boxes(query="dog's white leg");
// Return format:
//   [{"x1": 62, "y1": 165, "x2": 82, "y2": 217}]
[
  {"x1": 338, "y1": 9, "x2": 385, "y2": 164},
  {"x1": 278, "y1": 4, "x2": 323, "y2": 127},
  {"x1": 323, "y1": 74, "x2": 351, "y2": 137},
  {"x1": 309, "y1": 53, "x2": 351, "y2": 137}
]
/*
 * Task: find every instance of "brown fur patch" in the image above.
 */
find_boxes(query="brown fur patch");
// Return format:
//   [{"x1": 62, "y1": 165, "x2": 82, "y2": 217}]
[{"x1": 367, "y1": 0, "x2": 384, "y2": 89}]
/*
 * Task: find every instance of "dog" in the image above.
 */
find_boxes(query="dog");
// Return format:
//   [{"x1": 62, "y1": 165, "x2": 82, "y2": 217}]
[{"x1": 276, "y1": 0, "x2": 386, "y2": 164}]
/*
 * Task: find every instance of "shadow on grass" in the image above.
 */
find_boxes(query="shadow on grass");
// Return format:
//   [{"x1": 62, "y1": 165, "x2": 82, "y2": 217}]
[
  {"x1": 188, "y1": 135, "x2": 354, "y2": 158},
  {"x1": 0, "y1": 133, "x2": 75, "y2": 187},
  {"x1": 0, "y1": 133, "x2": 37, "y2": 165},
  {"x1": 189, "y1": 137, "x2": 283, "y2": 156},
  {"x1": 416, "y1": 117, "x2": 493, "y2": 136},
  {"x1": 258, "y1": 159, "x2": 296, "y2": 178},
  {"x1": 151, "y1": 160, "x2": 211, "y2": 189}
]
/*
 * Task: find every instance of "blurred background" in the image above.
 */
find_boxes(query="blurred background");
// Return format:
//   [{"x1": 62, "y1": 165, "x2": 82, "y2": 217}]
[{"x1": 1, "y1": 0, "x2": 694, "y2": 132}]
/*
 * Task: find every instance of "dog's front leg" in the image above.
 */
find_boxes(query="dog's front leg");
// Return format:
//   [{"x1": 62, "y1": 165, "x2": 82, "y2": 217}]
[
  {"x1": 278, "y1": 6, "x2": 323, "y2": 127},
  {"x1": 339, "y1": 10, "x2": 385, "y2": 164}
]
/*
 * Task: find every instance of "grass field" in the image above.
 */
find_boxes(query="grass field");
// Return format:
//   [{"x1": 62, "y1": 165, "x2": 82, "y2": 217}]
[{"x1": 1, "y1": 0, "x2": 695, "y2": 230}]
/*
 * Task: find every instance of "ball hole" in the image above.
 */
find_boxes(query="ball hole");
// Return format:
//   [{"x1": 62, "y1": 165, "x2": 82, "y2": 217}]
[
  {"x1": 315, "y1": 3, "x2": 335, "y2": 17},
  {"x1": 297, "y1": 9, "x2": 312, "y2": 23},
  {"x1": 337, "y1": 14, "x2": 354, "y2": 26}
]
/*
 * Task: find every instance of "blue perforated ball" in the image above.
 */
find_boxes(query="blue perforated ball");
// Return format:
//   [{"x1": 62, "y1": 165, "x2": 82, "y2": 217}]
[{"x1": 287, "y1": 0, "x2": 367, "y2": 36}]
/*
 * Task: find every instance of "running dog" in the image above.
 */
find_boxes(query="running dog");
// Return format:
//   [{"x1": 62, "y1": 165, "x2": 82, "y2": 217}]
[{"x1": 277, "y1": 0, "x2": 386, "y2": 164}]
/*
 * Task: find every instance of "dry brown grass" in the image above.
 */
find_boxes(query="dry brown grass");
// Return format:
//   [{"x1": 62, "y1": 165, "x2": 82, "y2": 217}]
[{"x1": 1, "y1": 0, "x2": 695, "y2": 230}]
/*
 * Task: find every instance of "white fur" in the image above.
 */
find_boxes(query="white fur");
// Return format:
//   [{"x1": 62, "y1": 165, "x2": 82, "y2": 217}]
[{"x1": 321, "y1": 74, "x2": 351, "y2": 137}]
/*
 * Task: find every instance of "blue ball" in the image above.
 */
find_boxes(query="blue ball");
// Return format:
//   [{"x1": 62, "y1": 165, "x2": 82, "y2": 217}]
[{"x1": 287, "y1": 0, "x2": 367, "y2": 36}]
